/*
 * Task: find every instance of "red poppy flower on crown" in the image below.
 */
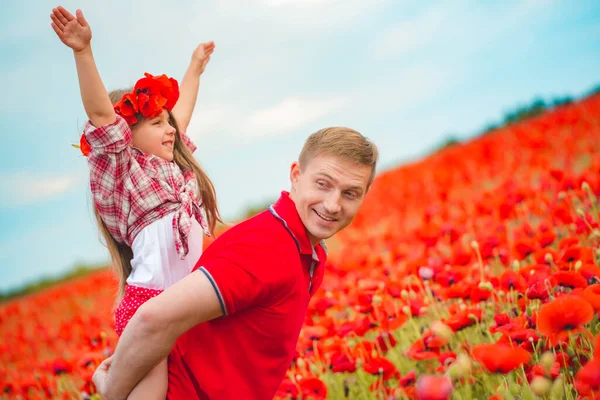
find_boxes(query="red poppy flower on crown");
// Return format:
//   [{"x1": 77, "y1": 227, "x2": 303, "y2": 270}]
[
  {"x1": 74, "y1": 73, "x2": 179, "y2": 157},
  {"x1": 114, "y1": 72, "x2": 180, "y2": 125}
]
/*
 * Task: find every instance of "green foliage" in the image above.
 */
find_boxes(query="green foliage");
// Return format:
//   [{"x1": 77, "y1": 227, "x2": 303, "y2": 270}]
[{"x1": 0, "y1": 263, "x2": 106, "y2": 303}]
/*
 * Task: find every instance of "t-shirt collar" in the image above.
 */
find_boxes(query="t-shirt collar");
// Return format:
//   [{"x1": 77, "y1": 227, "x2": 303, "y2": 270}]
[{"x1": 268, "y1": 191, "x2": 327, "y2": 262}]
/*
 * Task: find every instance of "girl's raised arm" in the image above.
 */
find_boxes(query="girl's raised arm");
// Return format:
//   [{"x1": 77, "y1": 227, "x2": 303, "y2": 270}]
[
  {"x1": 171, "y1": 42, "x2": 215, "y2": 134},
  {"x1": 51, "y1": 6, "x2": 116, "y2": 127}
]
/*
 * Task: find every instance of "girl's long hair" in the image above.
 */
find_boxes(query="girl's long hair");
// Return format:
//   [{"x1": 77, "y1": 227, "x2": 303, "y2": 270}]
[{"x1": 95, "y1": 89, "x2": 221, "y2": 305}]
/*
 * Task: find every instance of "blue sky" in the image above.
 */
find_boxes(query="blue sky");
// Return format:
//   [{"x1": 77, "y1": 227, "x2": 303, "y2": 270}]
[{"x1": 1, "y1": 0, "x2": 599, "y2": 292}]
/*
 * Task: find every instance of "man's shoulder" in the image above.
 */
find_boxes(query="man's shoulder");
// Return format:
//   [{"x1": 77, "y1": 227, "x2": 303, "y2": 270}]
[{"x1": 202, "y1": 209, "x2": 298, "y2": 258}]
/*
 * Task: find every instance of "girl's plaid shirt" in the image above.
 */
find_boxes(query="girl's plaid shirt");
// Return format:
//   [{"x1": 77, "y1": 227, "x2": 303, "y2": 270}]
[{"x1": 83, "y1": 115, "x2": 210, "y2": 260}]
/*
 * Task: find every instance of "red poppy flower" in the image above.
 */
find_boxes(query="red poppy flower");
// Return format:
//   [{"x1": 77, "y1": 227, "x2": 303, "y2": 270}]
[
  {"x1": 275, "y1": 379, "x2": 299, "y2": 399},
  {"x1": 551, "y1": 271, "x2": 588, "y2": 289},
  {"x1": 514, "y1": 239, "x2": 536, "y2": 260},
  {"x1": 538, "y1": 230, "x2": 556, "y2": 247},
  {"x1": 415, "y1": 375, "x2": 453, "y2": 400},
  {"x1": 471, "y1": 343, "x2": 531, "y2": 373},
  {"x1": 363, "y1": 357, "x2": 399, "y2": 380},
  {"x1": 574, "y1": 359, "x2": 600, "y2": 398},
  {"x1": 500, "y1": 270, "x2": 528, "y2": 292},
  {"x1": 329, "y1": 351, "x2": 356, "y2": 373},
  {"x1": 526, "y1": 280, "x2": 550, "y2": 300},
  {"x1": 526, "y1": 362, "x2": 560, "y2": 381},
  {"x1": 51, "y1": 358, "x2": 73, "y2": 375},
  {"x1": 400, "y1": 370, "x2": 417, "y2": 387},
  {"x1": 579, "y1": 264, "x2": 600, "y2": 283},
  {"x1": 299, "y1": 377, "x2": 327, "y2": 400},
  {"x1": 407, "y1": 330, "x2": 448, "y2": 361},
  {"x1": 581, "y1": 284, "x2": 600, "y2": 312},
  {"x1": 113, "y1": 92, "x2": 139, "y2": 125},
  {"x1": 537, "y1": 295, "x2": 594, "y2": 346},
  {"x1": 443, "y1": 308, "x2": 482, "y2": 331},
  {"x1": 150, "y1": 73, "x2": 179, "y2": 110},
  {"x1": 375, "y1": 331, "x2": 397, "y2": 353},
  {"x1": 78, "y1": 134, "x2": 91, "y2": 157}
]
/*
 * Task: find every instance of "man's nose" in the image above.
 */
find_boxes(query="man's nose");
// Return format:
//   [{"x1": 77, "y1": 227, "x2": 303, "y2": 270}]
[{"x1": 323, "y1": 192, "x2": 341, "y2": 214}]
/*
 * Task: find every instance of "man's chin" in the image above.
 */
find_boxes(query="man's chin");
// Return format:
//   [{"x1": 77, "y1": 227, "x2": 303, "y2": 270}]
[{"x1": 308, "y1": 226, "x2": 336, "y2": 243}]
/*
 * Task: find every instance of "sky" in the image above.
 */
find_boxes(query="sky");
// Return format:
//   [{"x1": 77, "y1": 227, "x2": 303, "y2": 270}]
[{"x1": 1, "y1": 0, "x2": 599, "y2": 292}]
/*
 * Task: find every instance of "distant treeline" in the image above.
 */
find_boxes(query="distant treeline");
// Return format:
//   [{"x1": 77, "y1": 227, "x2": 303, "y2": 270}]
[
  {"x1": 434, "y1": 83, "x2": 600, "y2": 152},
  {"x1": 0, "y1": 264, "x2": 105, "y2": 304}
]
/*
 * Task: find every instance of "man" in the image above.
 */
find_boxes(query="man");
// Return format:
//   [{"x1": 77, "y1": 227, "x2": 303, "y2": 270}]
[{"x1": 93, "y1": 126, "x2": 379, "y2": 400}]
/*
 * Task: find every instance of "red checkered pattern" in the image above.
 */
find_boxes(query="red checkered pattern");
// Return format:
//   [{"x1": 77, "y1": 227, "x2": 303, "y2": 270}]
[{"x1": 83, "y1": 115, "x2": 209, "y2": 259}]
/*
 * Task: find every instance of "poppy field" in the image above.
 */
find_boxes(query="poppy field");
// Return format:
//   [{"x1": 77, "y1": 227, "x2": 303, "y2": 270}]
[{"x1": 2, "y1": 93, "x2": 600, "y2": 399}]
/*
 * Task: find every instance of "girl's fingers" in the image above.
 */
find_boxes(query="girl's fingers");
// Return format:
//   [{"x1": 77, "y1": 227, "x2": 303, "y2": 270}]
[
  {"x1": 50, "y1": 22, "x2": 64, "y2": 38},
  {"x1": 76, "y1": 9, "x2": 89, "y2": 27},
  {"x1": 57, "y1": 6, "x2": 75, "y2": 22},
  {"x1": 50, "y1": 13, "x2": 65, "y2": 31},
  {"x1": 54, "y1": 8, "x2": 70, "y2": 27}
]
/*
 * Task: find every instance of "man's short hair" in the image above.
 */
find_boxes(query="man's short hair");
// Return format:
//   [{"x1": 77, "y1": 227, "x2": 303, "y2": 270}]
[{"x1": 298, "y1": 127, "x2": 379, "y2": 188}]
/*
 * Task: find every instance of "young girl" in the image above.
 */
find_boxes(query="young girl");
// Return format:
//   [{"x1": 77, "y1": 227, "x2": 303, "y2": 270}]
[{"x1": 50, "y1": 6, "x2": 221, "y2": 399}]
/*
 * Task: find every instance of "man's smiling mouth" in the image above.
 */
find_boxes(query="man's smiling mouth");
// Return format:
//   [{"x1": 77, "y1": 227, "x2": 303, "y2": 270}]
[{"x1": 313, "y1": 209, "x2": 336, "y2": 222}]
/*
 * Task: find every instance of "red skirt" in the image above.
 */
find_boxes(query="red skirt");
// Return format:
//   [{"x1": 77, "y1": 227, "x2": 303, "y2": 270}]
[{"x1": 114, "y1": 284, "x2": 163, "y2": 336}]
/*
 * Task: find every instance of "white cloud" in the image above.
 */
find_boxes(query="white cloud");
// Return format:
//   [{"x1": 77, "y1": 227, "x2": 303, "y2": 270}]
[
  {"x1": 373, "y1": 7, "x2": 445, "y2": 57},
  {"x1": 242, "y1": 96, "x2": 348, "y2": 139},
  {"x1": 0, "y1": 172, "x2": 82, "y2": 206},
  {"x1": 372, "y1": 1, "x2": 555, "y2": 59}
]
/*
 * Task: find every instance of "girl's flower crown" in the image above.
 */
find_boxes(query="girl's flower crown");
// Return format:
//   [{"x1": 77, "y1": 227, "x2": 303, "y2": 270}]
[{"x1": 73, "y1": 73, "x2": 180, "y2": 157}]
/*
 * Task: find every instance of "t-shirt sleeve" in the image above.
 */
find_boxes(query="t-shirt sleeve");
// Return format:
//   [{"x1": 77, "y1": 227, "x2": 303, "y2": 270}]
[{"x1": 197, "y1": 241, "x2": 277, "y2": 316}]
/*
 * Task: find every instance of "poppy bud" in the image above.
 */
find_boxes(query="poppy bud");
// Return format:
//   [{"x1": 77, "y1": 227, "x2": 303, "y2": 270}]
[
  {"x1": 575, "y1": 261, "x2": 583, "y2": 271},
  {"x1": 447, "y1": 363, "x2": 463, "y2": 379},
  {"x1": 372, "y1": 295, "x2": 382, "y2": 305},
  {"x1": 509, "y1": 382, "x2": 521, "y2": 395},
  {"x1": 512, "y1": 260, "x2": 520, "y2": 271},
  {"x1": 540, "y1": 352, "x2": 555, "y2": 372},
  {"x1": 471, "y1": 241, "x2": 479, "y2": 250},
  {"x1": 431, "y1": 321, "x2": 453, "y2": 342},
  {"x1": 582, "y1": 181, "x2": 590, "y2": 192},
  {"x1": 530, "y1": 376, "x2": 551, "y2": 396},
  {"x1": 456, "y1": 353, "x2": 472, "y2": 375},
  {"x1": 296, "y1": 358, "x2": 306, "y2": 369},
  {"x1": 545, "y1": 253, "x2": 554, "y2": 264},
  {"x1": 402, "y1": 306, "x2": 411, "y2": 315},
  {"x1": 576, "y1": 208, "x2": 585, "y2": 218},
  {"x1": 550, "y1": 377, "x2": 564, "y2": 397},
  {"x1": 557, "y1": 191, "x2": 566, "y2": 199},
  {"x1": 478, "y1": 281, "x2": 494, "y2": 291}
]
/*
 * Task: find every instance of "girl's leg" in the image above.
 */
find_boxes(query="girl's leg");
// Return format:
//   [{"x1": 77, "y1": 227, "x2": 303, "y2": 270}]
[{"x1": 126, "y1": 357, "x2": 168, "y2": 400}]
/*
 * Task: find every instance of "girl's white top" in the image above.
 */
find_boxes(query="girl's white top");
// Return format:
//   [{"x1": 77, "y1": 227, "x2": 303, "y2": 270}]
[{"x1": 126, "y1": 211, "x2": 204, "y2": 290}]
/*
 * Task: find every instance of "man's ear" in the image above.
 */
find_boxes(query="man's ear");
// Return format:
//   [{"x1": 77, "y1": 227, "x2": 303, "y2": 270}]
[{"x1": 290, "y1": 161, "x2": 301, "y2": 190}]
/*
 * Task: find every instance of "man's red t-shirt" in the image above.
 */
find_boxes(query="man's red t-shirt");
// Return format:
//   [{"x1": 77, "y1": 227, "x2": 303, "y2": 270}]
[{"x1": 167, "y1": 191, "x2": 327, "y2": 400}]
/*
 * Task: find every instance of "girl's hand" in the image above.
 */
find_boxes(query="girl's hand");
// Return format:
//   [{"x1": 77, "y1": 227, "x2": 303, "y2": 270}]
[
  {"x1": 191, "y1": 41, "x2": 215, "y2": 75},
  {"x1": 50, "y1": 6, "x2": 92, "y2": 53}
]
